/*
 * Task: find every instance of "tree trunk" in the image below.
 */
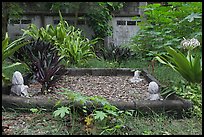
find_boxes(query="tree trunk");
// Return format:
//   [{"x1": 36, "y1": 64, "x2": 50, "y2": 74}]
[
  {"x1": 2, "y1": 16, "x2": 8, "y2": 38},
  {"x1": 74, "y1": 11, "x2": 78, "y2": 26},
  {"x1": 2, "y1": 2, "x2": 9, "y2": 38}
]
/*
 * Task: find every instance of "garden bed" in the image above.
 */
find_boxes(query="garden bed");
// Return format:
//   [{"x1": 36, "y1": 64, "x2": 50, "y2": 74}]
[{"x1": 2, "y1": 68, "x2": 193, "y2": 113}]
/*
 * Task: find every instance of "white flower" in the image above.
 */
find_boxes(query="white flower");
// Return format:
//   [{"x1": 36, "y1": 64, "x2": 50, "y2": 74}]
[
  {"x1": 181, "y1": 37, "x2": 200, "y2": 50},
  {"x1": 189, "y1": 38, "x2": 200, "y2": 47}
]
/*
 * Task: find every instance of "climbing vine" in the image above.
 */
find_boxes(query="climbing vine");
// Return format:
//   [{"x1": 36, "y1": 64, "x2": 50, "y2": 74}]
[{"x1": 86, "y1": 2, "x2": 124, "y2": 39}]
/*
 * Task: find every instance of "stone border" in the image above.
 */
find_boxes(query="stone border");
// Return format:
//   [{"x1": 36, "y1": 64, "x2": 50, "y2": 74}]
[{"x1": 2, "y1": 68, "x2": 193, "y2": 113}]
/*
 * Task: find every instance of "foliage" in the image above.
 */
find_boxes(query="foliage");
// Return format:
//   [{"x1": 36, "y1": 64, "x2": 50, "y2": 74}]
[
  {"x1": 160, "y1": 86, "x2": 176, "y2": 100},
  {"x1": 22, "y1": 11, "x2": 98, "y2": 66},
  {"x1": 29, "y1": 108, "x2": 47, "y2": 114},
  {"x1": 2, "y1": 2, "x2": 24, "y2": 37},
  {"x1": 2, "y1": 33, "x2": 27, "y2": 63},
  {"x1": 154, "y1": 46, "x2": 202, "y2": 83},
  {"x1": 2, "y1": 62, "x2": 30, "y2": 85},
  {"x1": 86, "y1": 2, "x2": 124, "y2": 39},
  {"x1": 82, "y1": 58, "x2": 120, "y2": 68},
  {"x1": 50, "y1": 2, "x2": 84, "y2": 26},
  {"x1": 2, "y1": 110, "x2": 202, "y2": 135},
  {"x1": 2, "y1": 2, "x2": 23, "y2": 21},
  {"x1": 2, "y1": 32, "x2": 28, "y2": 85},
  {"x1": 14, "y1": 39, "x2": 67, "y2": 93},
  {"x1": 173, "y1": 80, "x2": 202, "y2": 118},
  {"x1": 53, "y1": 106, "x2": 70, "y2": 118},
  {"x1": 97, "y1": 44, "x2": 134, "y2": 64},
  {"x1": 130, "y1": 2, "x2": 202, "y2": 58},
  {"x1": 54, "y1": 88, "x2": 133, "y2": 134},
  {"x1": 49, "y1": 2, "x2": 124, "y2": 39}
]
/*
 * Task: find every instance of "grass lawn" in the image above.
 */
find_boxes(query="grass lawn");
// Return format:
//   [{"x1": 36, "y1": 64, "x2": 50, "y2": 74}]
[{"x1": 2, "y1": 110, "x2": 202, "y2": 135}]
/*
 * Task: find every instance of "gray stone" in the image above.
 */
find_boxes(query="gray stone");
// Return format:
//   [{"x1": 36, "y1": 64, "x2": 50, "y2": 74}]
[
  {"x1": 146, "y1": 81, "x2": 163, "y2": 100},
  {"x1": 12, "y1": 71, "x2": 24, "y2": 85},
  {"x1": 145, "y1": 93, "x2": 163, "y2": 101},
  {"x1": 129, "y1": 70, "x2": 143, "y2": 83},
  {"x1": 10, "y1": 71, "x2": 29, "y2": 98},
  {"x1": 11, "y1": 85, "x2": 22, "y2": 96},
  {"x1": 148, "y1": 81, "x2": 159, "y2": 94},
  {"x1": 148, "y1": 94, "x2": 162, "y2": 101}
]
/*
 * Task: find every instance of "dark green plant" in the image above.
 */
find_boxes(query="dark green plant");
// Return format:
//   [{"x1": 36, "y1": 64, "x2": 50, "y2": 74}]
[
  {"x1": 86, "y1": 2, "x2": 124, "y2": 39},
  {"x1": 15, "y1": 39, "x2": 67, "y2": 93},
  {"x1": 98, "y1": 44, "x2": 133, "y2": 65},
  {"x1": 87, "y1": 2, "x2": 123, "y2": 58}
]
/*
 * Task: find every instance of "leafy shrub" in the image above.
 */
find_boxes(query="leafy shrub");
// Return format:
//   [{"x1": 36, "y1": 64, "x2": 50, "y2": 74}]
[
  {"x1": 14, "y1": 39, "x2": 67, "y2": 93},
  {"x1": 22, "y1": 11, "x2": 98, "y2": 66},
  {"x1": 86, "y1": 2, "x2": 124, "y2": 39},
  {"x1": 130, "y1": 2, "x2": 202, "y2": 57},
  {"x1": 97, "y1": 44, "x2": 134, "y2": 64}
]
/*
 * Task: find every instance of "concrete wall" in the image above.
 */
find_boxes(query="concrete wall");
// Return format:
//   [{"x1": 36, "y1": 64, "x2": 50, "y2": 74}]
[
  {"x1": 105, "y1": 2, "x2": 147, "y2": 47},
  {"x1": 8, "y1": 2, "x2": 147, "y2": 45},
  {"x1": 110, "y1": 17, "x2": 140, "y2": 46},
  {"x1": 49, "y1": 16, "x2": 94, "y2": 39},
  {"x1": 8, "y1": 15, "x2": 42, "y2": 40},
  {"x1": 8, "y1": 15, "x2": 94, "y2": 40}
]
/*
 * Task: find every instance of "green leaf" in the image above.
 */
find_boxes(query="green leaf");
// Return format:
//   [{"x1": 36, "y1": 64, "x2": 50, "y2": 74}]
[
  {"x1": 183, "y1": 12, "x2": 202, "y2": 22},
  {"x1": 2, "y1": 34, "x2": 28, "y2": 62},
  {"x1": 2, "y1": 62, "x2": 21, "y2": 69},
  {"x1": 74, "y1": 95, "x2": 88, "y2": 105},
  {"x1": 53, "y1": 106, "x2": 70, "y2": 118},
  {"x1": 155, "y1": 46, "x2": 201, "y2": 83},
  {"x1": 154, "y1": 56, "x2": 168, "y2": 65},
  {"x1": 165, "y1": 47, "x2": 193, "y2": 77},
  {"x1": 30, "y1": 108, "x2": 39, "y2": 113},
  {"x1": 105, "y1": 110, "x2": 118, "y2": 116},
  {"x1": 94, "y1": 111, "x2": 107, "y2": 121}
]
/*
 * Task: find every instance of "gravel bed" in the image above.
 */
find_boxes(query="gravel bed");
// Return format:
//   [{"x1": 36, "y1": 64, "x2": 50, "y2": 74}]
[
  {"x1": 26, "y1": 74, "x2": 150, "y2": 102},
  {"x1": 52, "y1": 74, "x2": 150, "y2": 102}
]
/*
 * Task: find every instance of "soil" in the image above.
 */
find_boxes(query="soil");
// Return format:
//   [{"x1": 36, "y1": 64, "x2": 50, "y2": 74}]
[{"x1": 27, "y1": 74, "x2": 150, "y2": 102}]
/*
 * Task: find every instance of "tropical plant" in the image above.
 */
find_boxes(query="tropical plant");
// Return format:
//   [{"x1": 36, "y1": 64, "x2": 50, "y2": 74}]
[
  {"x1": 2, "y1": 32, "x2": 28, "y2": 85},
  {"x1": 22, "y1": 11, "x2": 98, "y2": 66},
  {"x1": 130, "y1": 2, "x2": 202, "y2": 58},
  {"x1": 154, "y1": 38, "x2": 202, "y2": 83},
  {"x1": 53, "y1": 106, "x2": 70, "y2": 118},
  {"x1": 14, "y1": 39, "x2": 67, "y2": 93}
]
